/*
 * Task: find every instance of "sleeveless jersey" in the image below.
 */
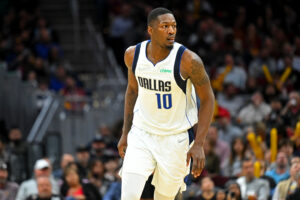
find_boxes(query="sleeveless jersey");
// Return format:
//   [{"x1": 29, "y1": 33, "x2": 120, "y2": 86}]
[{"x1": 132, "y1": 40, "x2": 198, "y2": 135}]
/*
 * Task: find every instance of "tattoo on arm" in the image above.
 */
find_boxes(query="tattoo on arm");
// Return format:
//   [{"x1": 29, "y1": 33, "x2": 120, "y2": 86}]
[
  {"x1": 191, "y1": 58, "x2": 209, "y2": 86},
  {"x1": 123, "y1": 86, "x2": 138, "y2": 134}
]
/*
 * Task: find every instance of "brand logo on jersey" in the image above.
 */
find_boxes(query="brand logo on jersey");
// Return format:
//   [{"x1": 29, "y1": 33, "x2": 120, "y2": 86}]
[
  {"x1": 137, "y1": 76, "x2": 171, "y2": 92},
  {"x1": 160, "y1": 69, "x2": 172, "y2": 73}
]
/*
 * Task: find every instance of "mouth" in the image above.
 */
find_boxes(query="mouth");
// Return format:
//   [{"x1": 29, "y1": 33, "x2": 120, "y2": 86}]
[{"x1": 167, "y1": 37, "x2": 175, "y2": 43}]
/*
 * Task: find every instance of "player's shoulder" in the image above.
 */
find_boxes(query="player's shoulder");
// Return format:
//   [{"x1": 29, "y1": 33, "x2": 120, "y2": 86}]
[
  {"x1": 125, "y1": 45, "x2": 136, "y2": 56},
  {"x1": 124, "y1": 45, "x2": 137, "y2": 69},
  {"x1": 125, "y1": 41, "x2": 147, "y2": 57},
  {"x1": 180, "y1": 47, "x2": 204, "y2": 75},
  {"x1": 124, "y1": 41, "x2": 145, "y2": 68},
  {"x1": 181, "y1": 48, "x2": 203, "y2": 66}
]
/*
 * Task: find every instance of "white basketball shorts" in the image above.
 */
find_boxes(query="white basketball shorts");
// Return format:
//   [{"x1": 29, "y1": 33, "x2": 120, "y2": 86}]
[{"x1": 121, "y1": 125, "x2": 193, "y2": 197}]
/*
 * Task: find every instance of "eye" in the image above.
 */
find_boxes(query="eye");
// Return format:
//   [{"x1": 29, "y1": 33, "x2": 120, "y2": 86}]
[{"x1": 163, "y1": 25, "x2": 168, "y2": 29}]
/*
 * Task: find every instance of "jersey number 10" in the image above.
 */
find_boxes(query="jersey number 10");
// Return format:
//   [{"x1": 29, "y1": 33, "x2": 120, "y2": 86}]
[{"x1": 155, "y1": 93, "x2": 172, "y2": 109}]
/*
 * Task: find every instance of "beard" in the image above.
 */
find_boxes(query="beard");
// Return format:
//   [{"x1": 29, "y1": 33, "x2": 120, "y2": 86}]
[
  {"x1": 166, "y1": 44, "x2": 174, "y2": 50},
  {"x1": 0, "y1": 178, "x2": 6, "y2": 184},
  {"x1": 278, "y1": 163, "x2": 286, "y2": 169},
  {"x1": 39, "y1": 192, "x2": 52, "y2": 198}
]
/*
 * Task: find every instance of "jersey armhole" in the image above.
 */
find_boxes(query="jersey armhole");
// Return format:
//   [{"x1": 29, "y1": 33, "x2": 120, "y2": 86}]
[
  {"x1": 132, "y1": 43, "x2": 141, "y2": 74},
  {"x1": 174, "y1": 45, "x2": 187, "y2": 93}
]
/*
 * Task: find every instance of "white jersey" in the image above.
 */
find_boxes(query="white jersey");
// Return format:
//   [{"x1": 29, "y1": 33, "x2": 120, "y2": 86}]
[{"x1": 132, "y1": 40, "x2": 198, "y2": 135}]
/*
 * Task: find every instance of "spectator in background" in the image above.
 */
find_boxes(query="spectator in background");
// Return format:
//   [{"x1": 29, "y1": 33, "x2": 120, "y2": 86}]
[
  {"x1": 217, "y1": 83, "x2": 245, "y2": 117},
  {"x1": 262, "y1": 84, "x2": 279, "y2": 104},
  {"x1": 49, "y1": 65, "x2": 66, "y2": 92},
  {"x1": 265, "y1": 98, "x2": 283, "y2": 131},
  {"x1": 278, "y1": 140, "x2": 294, "y2": 163},
  {"x1": 281, "y1": 91, "x2": 300, "y2": 133},
  {"x1": 27, "y1": 70, "x2": 38, "y2": 88},
  {"x1": 98, "y1": 125, "x2": 117, "y2": 150},
  {"x1": 89, "y1": 159, "x2": 118, "y2": 196},
  {"x1": 109, "y1": 3, "x2": 134, "y2": 69},
  {"x1": 237, "y1": 91, "x2": 271, "y2": 126},
  {"x1": 6, "y1": 38, "x2": 31, "y2": 71},
  {"x1": 207, "y1": 124, "x2": 230, "y2": 175},
  {"x1": 291, "y1": 157, "x2": 300, "y2": 165},
  {"x1": 102, "y1": 167, "x2": 121, "y2": 200},
  {"x1": 75, "y1": 146, "x2": 90, "y2": 178},
  {"x1": 272, "y1": 161, "x2": 300, "y2": 200},
  {"x1": 34, "y1": 28, "x2": 60, "y2": 61},
  {"x1": 203, "y1": 139, "x2": 220, "y2": 176},
  {"x1": 286, "y1": 171, "x2": 300, "y2": 200},
  {"x1": 204, "y1": 138, "x2": 220, "y2": 176},
  {"x1": 34, "y1": 17, "x2": 53, "y2": 41},
  {"x1": 61, "y1": 75, "x2": 85, "y2": 97},
  {"x1": 60, "y1": 165, "x2": 101, "y2": 200},
  {"x1": 248, "y1": 47, "x2": 277, "y2": 83},
  {"x1": 215, "y1": 107, "x2": 242, "y2": 144},
  {"x1": 215, "y1": 189, "x2": 226, "y2": 200},
  {"x1": 88, "y1": 159, "x2": 108, "y2": 196},
  {"x1": 225, "y1": 180, "x2": 242, "y2": 200},
  {"x1": 275, "y1": 55, "x2": 300, "y2": 91},
  {"x1": 0, "y1": 138, "x2": 8, "y2": 163},
  {"x1": 226, "y1": 137, "x2": 247, "y2": 177},
  {"x1": 33, "y1": 57, "x2": 48, "y2": 80},
  {"x1": 90, "y1": 135, "x2": 107, "y2": 160},
  {"x1": 48, "y1": 47, "x2": 63, "y2": 72},
  {"x1": 244, "y1": 24, "x2": 262, "y2": 58},
  {"x1": 215, "y1": 54, "x2": 247, "y2": 91},
  {"x1": 0, "y1": 160, "x2": 19, "y2": 200},
  {"x1": 34, "y1": 79, "x2": 52, "y2": 110},
  {"x1": 237, "y1": 158, "x2": 270, "y2": 200},
  {"x1": 16, "y1": 159, "x2": 59, "y2": 200},
  {"x1": 103, "y1": 155, "x2": 119, "y2": 185},
  {"x1": 26, "y1": 176, "x2": 62, "y2": 200},
  {"x1": 244, "y1": 77, "x2": 258, "y2": 96},
  {"x1": 189, "y1": 177, "x2": 216, "y2": 200},
  {"x1": 6, "y1": 127, "x2": 28, "y2": 183},
  {"x1": 265, "y1": 151, "x2": 290, "y2": 184},
  {"x1": 53, "y1": 154, "x2": 74, "y2": 180},
  {"x1": 294, "y1": 36, "x2": 300, "y2": 72}
]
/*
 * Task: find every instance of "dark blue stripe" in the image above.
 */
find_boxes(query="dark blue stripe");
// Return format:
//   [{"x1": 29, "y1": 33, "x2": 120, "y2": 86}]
[
  {"x1": 132, "y1": 43, "x2": 141, "y2": 74},
  {"x1": 184, "y1": 172, "x2": 193, "y2": 186},
  {"x1": 184, "y1": 127, "x2": 195, "y2": 185},
  {"x1": 196, "y1": 96, "x2": 200, "y2": 109},
  {"x1": 188, "y1": 127, "x2": 195, "y2": 145},
  {"x1": 174, "y1": 46, "x2": 187, "y2": 93}
]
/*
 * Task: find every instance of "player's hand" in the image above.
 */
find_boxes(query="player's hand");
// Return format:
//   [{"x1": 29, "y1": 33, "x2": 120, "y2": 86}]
[
  {"x1": 186, "y1": 144, "x2": 205, "y2": 178},
  {"x1": 117, "y1": 134, "x2": 128, "y2": 159}
]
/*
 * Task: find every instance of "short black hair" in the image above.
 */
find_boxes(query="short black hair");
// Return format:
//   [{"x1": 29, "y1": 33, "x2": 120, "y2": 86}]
[
  {"x1": 242, "y1": 157, "x2": 253, "y2": 164},
  {"x1": 147, "y1": 7, "x2": 173, "y2": 26}
]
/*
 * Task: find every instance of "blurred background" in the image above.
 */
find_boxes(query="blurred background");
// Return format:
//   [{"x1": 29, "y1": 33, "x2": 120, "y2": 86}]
[{"x1": 0, "y1": 0, "x2": 300, "y2": 200}]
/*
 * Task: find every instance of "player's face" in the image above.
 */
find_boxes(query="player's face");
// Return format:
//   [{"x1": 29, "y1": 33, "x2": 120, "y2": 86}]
[{"x1": 149, "y1": 13, "x2": 177, "y2": 49}]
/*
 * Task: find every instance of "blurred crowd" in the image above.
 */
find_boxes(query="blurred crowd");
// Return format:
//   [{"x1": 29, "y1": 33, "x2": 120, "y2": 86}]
[
  {"x1": 0, "y1": 124, "x2": 122, "y2": 200},
  {"x1": 0, "y1": 0, "x2": 86, "y2": 112},
  {"x1": 101, "y1": 0, "x2": 300, "y2": 198},
  {"x1": 1, "y1": 0, "x2": 300, "y2": 200}
]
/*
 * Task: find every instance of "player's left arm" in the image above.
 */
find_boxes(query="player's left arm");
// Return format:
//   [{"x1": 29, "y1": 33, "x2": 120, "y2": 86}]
[{"x1": 181, "y1": 49, "x2": 215, "y2": 177}]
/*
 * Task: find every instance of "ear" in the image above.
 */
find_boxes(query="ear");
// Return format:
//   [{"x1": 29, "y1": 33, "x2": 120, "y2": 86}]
[{"x1": 147, "y1": 25, "x2": 152, "y2": 37}]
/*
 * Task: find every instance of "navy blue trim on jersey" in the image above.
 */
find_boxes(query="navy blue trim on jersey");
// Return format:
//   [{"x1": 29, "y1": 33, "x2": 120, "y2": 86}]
[
  {"x1": 187, "y1": 127, "x2": 195, "y2": 145},
  {"x1": 132, "y1": 43, "x2": 141, "y2": 74},
  {"x1": 184, "y1": 127, "x2": 195, "y2": 185},
  {"x1": 174, "y1": 46, "x2": 187, "y2": 93},
  {"x1": 145, "y1": 40, "x2": 174, "y2": 67}
]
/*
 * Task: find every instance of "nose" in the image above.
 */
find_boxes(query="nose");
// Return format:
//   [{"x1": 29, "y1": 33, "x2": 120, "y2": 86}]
[{"x1": 168, "y1": 26, "x2": 175, "y2": 35}]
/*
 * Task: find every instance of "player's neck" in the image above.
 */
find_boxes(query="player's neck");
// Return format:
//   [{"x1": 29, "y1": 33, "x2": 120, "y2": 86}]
[{"x1": 147, "y1": 41, "x2": 171, "y2": 65}]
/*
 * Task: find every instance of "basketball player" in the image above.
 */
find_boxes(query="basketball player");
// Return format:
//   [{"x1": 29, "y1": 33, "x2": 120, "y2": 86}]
[{"x1": 118, "y1": 7, "x2": 215, "y2": 200}]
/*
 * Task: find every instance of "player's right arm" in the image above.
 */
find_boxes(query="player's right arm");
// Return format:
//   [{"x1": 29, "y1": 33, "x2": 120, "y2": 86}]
[{"x1": 117, "y1": 46, "x2": 139, "y2": 159}]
